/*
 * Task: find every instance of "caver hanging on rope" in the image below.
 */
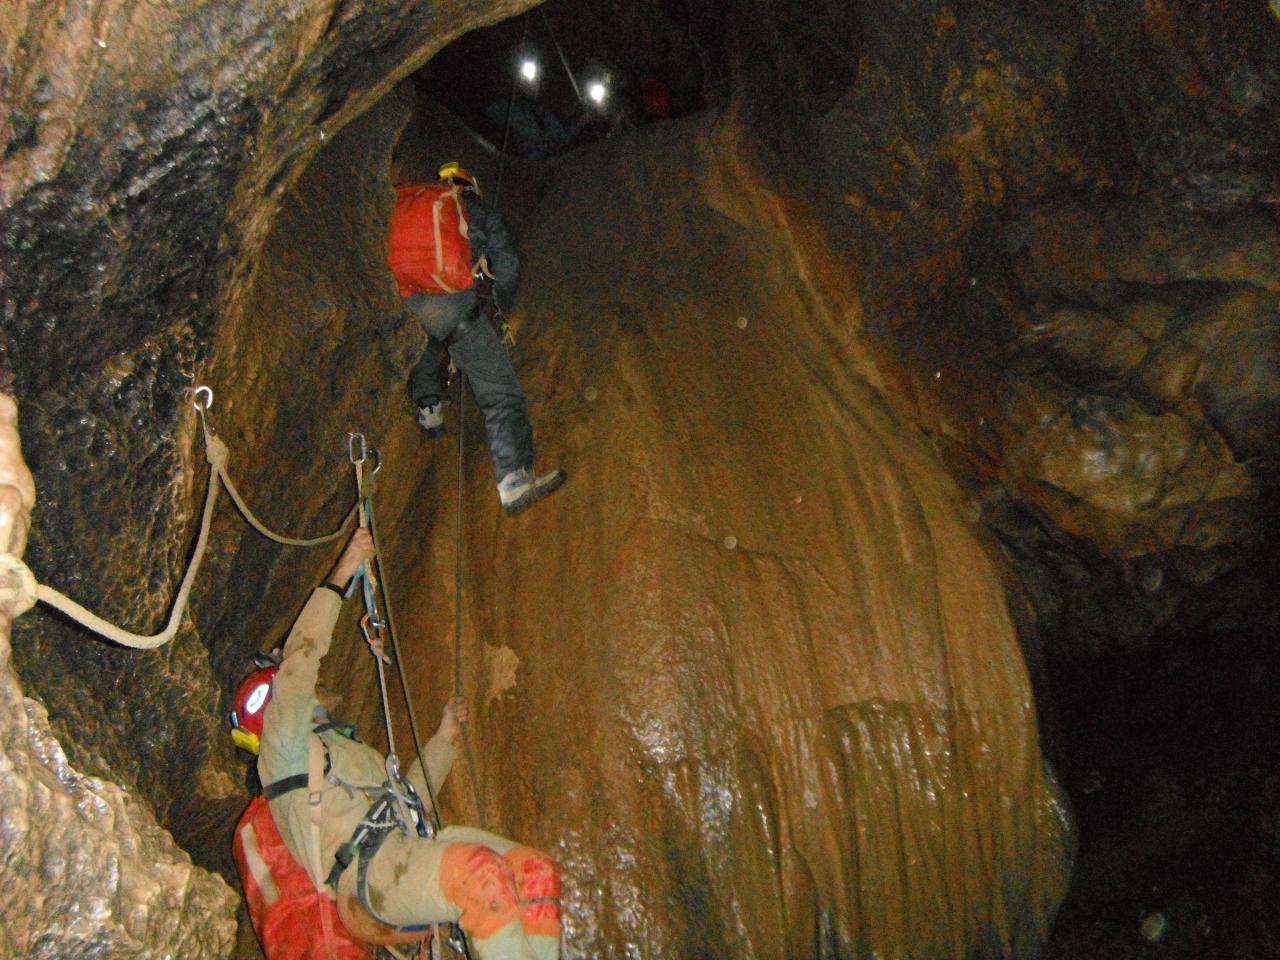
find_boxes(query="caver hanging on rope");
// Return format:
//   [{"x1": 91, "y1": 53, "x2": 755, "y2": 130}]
[
  {"x1": 394, "y1": 161, "x2": 566, "y2": 515},
  {"x1": 232, "y1": 442, "x2": 563, "y2": 960},
  {"x1": 0, "y1": 386, "x2": 359, "y2": 648}
]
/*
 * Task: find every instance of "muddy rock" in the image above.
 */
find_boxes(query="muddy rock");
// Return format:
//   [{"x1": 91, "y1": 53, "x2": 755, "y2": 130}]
[
  {"x1": 997, "y1": 379, "x2": 1254, "y2": 558},
  {"x1": 2, "y1": 0, "x2": 1278, "y2": 957},
  {"x1": 0, "y1": 394, "x2": 237, "y2": 959}
]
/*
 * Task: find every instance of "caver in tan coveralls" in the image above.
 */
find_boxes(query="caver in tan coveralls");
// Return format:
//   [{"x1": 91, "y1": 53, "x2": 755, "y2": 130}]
[{"x1": 258, "y1": 587, "x2": 561, "y2": 960}]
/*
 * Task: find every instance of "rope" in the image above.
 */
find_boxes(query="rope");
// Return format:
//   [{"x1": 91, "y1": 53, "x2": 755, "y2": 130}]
[
  {"x1": 453, "y1": 377, "x2": 487, "y2": 829},
  {"x1": 347, "y1": 448, "x2": 444, "y2": 835},
  {"x1": 541, "y1": 7, "x2": 583, "y2": 104},
  {"x1": 218, "y1": 466, "x2": 356, "y2": 546},
  {"x1": 369, "y1": 499, "x2": 441, "y2": 831},
  {"x1": 11, "y1": 428, "x2": 224, "y2": 649},
  {"x1": 492, "y1": 12, "x2": 528, "y2": 208},
  {"x1": 4, "y1": 393, "x2": 359, "y2": 649},
  {"x1": 204, "y1": 407, "x2": 356, "y2": 547},
  {"x1": 352, "y1": 451, "x2": 477, "y2": 960}
]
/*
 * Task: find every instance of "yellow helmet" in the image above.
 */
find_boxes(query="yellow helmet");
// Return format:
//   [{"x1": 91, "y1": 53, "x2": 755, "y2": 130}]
[{"x1": 437, "y1": 161, "x2": 477, "y2": 192}]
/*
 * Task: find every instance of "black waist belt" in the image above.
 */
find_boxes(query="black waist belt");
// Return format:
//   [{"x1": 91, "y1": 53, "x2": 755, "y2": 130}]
[{"x1": 263, "y1": 773, "x2": 308, "y2": 800}]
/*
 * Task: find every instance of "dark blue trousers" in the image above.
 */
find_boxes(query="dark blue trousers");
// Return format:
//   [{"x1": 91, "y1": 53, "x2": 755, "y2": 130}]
[{"x1": 405, "y1": 291, "x2": 535, "y2": 480}]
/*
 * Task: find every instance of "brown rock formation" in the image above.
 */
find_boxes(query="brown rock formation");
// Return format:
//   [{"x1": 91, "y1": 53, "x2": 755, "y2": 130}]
[
  {"x1": 380, "y1": 106, "x2": 1070, "y2": 957},
  {"x1": 0, "y1": 394, "x2": 238, "y2": 959},
  {"x1": 2, "y1": 0, "x2": 1277, "y2": 957},
  {"x1": 185, "y1": 86, "x2": 1068, "y2": 956}
]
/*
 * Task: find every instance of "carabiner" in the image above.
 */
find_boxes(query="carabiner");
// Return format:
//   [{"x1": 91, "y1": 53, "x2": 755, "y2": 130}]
[
  {"x1": 347, "y1": 431, "x2": 367, "y2": 465},
  {"x1": 370, "y1": 447, "x2": 382, "y2": 475},
  {"x1": 192, "y1": 385, "x2": 214, "y2": 413},
  {"x1": 359, "y1": 614, "x2": 392, "y2": 662}
]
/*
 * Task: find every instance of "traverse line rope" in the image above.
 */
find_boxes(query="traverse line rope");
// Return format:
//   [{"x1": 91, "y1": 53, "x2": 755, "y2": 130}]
[{"x1": 3, "y1": 387, "x2": 358, "y2": 649}]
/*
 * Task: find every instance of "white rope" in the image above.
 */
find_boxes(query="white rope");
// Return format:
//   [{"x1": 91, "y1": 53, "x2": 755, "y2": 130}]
[
  {"x1": 0, "y1": 552, "x2": 40, "y2": 618},
  {"x1": 15, "y1": 447, "x2": 222, "y2": 649},
  {"x1": 211, "y1": 429, "x2": 356, "y2": 547},
  {"x1": 2, "y1": 398, "x2": 358, "y2": 649}
]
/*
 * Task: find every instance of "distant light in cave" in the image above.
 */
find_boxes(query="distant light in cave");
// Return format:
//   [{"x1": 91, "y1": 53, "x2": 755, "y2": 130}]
[
  {"x1": 587, "y1": 80, "x2": 608, "y2": 105},
  {"x1": 519, "y1": 57, "x2": 539, "y2": 83}
]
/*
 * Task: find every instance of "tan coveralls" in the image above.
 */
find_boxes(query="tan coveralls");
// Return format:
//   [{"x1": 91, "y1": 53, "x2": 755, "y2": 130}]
[{"x1": 257, "y1": 588, "x2": 560, "y2": 960}]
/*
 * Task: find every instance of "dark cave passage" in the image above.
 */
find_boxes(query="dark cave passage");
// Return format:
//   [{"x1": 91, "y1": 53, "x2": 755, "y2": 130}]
[{"x1": 2, "y1": 2, "x2": 1279, "y2": 959}]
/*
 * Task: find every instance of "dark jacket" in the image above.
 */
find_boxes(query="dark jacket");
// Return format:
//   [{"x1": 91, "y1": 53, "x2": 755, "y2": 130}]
[{"x1": 464, "y1": 195, "x2": 520, "y2": 313}]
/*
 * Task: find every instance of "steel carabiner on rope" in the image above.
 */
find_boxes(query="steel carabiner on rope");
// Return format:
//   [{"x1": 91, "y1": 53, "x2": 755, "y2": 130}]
[{"x1": 359, "y1": 613, "x2": 392, "y2": 664}]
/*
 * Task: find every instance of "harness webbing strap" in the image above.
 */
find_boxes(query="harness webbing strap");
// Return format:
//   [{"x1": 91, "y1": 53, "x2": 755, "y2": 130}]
[
  {"x1": 263, "y1": 773, "x2": 308, "y2": 800},
  {"x1": 353, "y1": 816, "x2": 432, "y2": 934},
  {"x1": 307, "y1": 732, "x2": 340, "y2": 960}
]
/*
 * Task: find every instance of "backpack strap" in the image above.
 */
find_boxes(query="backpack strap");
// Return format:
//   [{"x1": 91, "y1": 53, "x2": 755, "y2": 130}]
[
  {"x1": 263, "y1": 772, "x2": 308, "y2": 800},
  {"x1": 430, "y1": 187, "x2": 471, "y2": 293},
  {"x1": 262, "y1": 723, "x2": 343, "y2": 799}
]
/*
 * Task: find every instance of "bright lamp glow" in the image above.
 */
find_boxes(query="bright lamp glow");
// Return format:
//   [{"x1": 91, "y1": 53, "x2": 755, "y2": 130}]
[
  {"x1": 245, "y1": 683, "x2": 270, "y2": 713},
  {"x1": 520, "y1": 58, "x2": 539, "y2": 82},
  {"x1": 587, "y1": 80, "x2": 608, "y2": 105}
]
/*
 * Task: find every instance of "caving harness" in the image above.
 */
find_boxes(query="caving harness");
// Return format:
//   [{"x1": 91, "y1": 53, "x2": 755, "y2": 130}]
[
  {"x1": 261, "y1": 720, "x2": 457, "y2": 950},
  {"x1": 267, "y1": 433, "x2": 472, "y2": 960}
]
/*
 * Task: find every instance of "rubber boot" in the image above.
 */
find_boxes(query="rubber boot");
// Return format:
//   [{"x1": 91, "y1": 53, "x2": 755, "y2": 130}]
[{"x1": 497, "y1": 467, "x2": 567, "y2": 515}]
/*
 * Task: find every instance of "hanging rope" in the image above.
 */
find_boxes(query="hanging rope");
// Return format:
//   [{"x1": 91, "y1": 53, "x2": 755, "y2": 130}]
[
  {"x1": 492, "y1": 13, "x2": 530, "y2": 207},
  {"x1": 541, "y1": 7, "x2": 583, "y2": 104},
  {"x1": 347, "y1": 439, "x2": 476, "y2": 960},
  {"x1": 3, "y1": 386, "x2": 358, "y2": 649},
  {"x1": 451, "y1": 375, "x2": 488, "y2": 829},
  {"x1": 348, "y1": 436, "x2": 443, "y2": 833}
]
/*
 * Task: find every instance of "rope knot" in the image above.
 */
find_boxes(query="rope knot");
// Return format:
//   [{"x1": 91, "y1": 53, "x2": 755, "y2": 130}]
[
  {"x1": 204, "y1": 433, "x2": 230, "y2": 469},
  {"x1": 0, "y1": 552, "x2": 38, "y2": 617}
]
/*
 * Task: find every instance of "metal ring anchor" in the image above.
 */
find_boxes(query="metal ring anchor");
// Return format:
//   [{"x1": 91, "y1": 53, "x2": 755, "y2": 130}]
[
  {"x1": 192, "y1": 386, "x2": 214, "y2": 413},
  {"x1": 347, "y1": 431, "x2": 367, "y2": 465}
]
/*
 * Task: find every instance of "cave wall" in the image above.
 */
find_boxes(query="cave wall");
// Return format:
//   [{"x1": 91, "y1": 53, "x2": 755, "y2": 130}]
[
  {"x1": 7, "y1": 0, "x2": 1276, "y2": 957},
  {"x1": 722, "y1": 0, "x2": 1280, "y2": 656},
  {"x1": 0, "y1": 396, "x2": 238, "y2": 958},
  {"x1": 3, "y1": 0, "x2": 539, "y2": 833},
  {"x1": 370, "y1": 103, "x2": 1071, "y2": 956},
  {"x1": 2, "y1": 2, "x2": 537, "y2": 956},
  {"x1": 193, "y1": 78, "x2": 1072, "y2": 955}
]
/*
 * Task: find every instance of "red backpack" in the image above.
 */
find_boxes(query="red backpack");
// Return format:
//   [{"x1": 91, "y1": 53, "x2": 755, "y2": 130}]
[
  {"x1": 233, "y1": 795, "x2": 373, "y2": 960},
  {"x1": 388, "y1": 183, "x2": 475, "y2": 297}
]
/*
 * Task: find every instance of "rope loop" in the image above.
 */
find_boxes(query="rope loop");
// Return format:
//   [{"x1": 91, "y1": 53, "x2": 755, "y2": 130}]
[
  {"x1": 0, "y1": 552, "x2": 39, "y2": 617},
  {"x1": 19, "y1": 387, "x2": 357, "y2": 647}
]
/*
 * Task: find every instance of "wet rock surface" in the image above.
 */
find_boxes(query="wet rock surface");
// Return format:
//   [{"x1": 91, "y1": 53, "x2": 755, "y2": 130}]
[
  {"x1": 379, "y1": 109, "x2": 1069, "y2": 956},
  {"x1": 0, "y1": 395, "x2": 238, "y2": 959},
  {"x1": 759, "y1": 0, "x2": 1280, "y2": 658},
  {"x1": 2, "y1": 0, "x2": 1278, "y2": 957}
]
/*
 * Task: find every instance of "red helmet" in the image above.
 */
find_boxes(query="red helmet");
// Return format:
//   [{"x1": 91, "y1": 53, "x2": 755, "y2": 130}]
[{"x1": 229, "y1": 665, "x2": 278, "y2": 755}]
